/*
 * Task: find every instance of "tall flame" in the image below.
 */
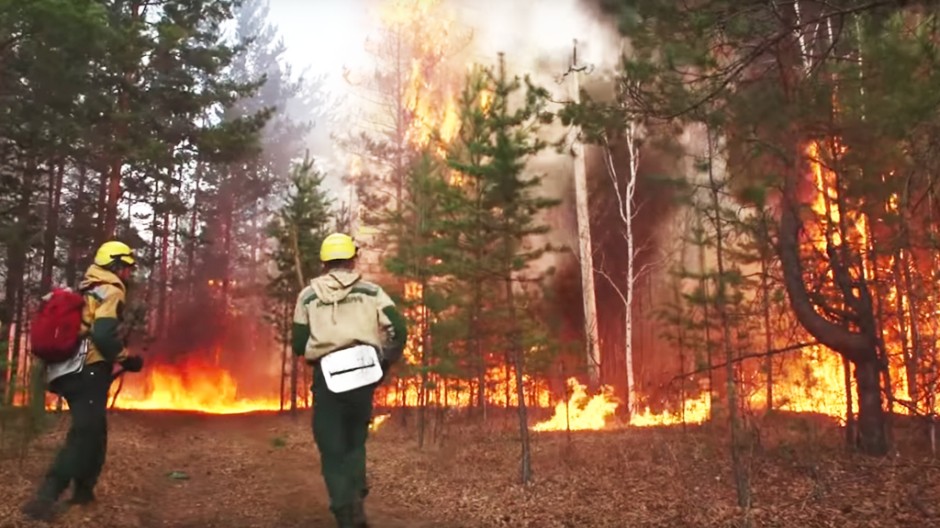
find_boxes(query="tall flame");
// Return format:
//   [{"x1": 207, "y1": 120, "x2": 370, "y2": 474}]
[{"x1": 112, "y1": 357, "x2": 282, "y2": 415}]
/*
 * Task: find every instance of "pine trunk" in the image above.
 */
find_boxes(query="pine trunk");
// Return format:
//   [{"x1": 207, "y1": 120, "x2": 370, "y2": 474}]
[
  {"x1": 506, "y1": 273, "x2": 531, "y2": 484},
  {"x1": 103, "y1": 158, "x2": 122, "y2": 239},
  {"x1": 2, "y1": 167, "x2": 35, "y2": 402},
  {"x1": 697, "y1": 212, "x2": 715, "y2": 419},
  {"x1": 760, "y1": 240, "x2": 774, "y2": 413},
  {"x1": 40, "y1": 162, "x2": 65, "y2": 292},
  {"x1": 95, "y1": 168, "x2": 108, "y2": 244},
  {"x1": 65, "y1": 164, "x2": 88, "y2": 287},
  {"x1": 186, "y1": 167, "x2": 202, "y2": 299},
  {"x1": 707, "y1": 131, "x2": 750, "y2": 510},
  {"x1": 290, "y1": 355, "x2": 298, "y2": 414},
  {"x1": 418, "y1": 281, "x2": 429, "y2": 449},
  {"x1": 156, "y1": 203, "x2": 171, "y2": 338},
  {"x1": 102, "y1": 2, "x2": 141, "y2": 240}
]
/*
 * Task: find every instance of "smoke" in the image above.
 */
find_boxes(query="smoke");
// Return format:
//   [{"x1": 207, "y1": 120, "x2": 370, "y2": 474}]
[
  {"x1": 273, "y1": 0, "x2": 624, "y2": 206},
  {"x1": 449, "y1": 0, "x2": 627, "y2": 275}
]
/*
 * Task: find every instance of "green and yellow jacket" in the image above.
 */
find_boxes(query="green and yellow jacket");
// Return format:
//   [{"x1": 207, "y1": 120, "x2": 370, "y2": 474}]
[{"x1": 79, "y1": 265, "x2": 129, "y2": 365}]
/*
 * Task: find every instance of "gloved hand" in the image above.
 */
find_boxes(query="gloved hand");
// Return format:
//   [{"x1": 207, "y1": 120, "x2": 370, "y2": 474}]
[
  {"x1": 378, "y1": 359, "x2": 390, "y2": 385},
  {"x1": 120, "y1": 355, "x2": 144, "y2": 373}
]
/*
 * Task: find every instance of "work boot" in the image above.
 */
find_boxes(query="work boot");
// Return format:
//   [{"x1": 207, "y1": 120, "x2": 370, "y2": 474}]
[
  {"x1": 20, "y1": 496, "x2": 57, "y2": 522},
  {"x1": 68, "y1": 484, "x2": 96, "y2": 505},
  {"x1": 332, "y1": 504, "x2": 356, "y2": 528},
  {"x1": 352, "y1": 497, "x2": 369, "y2": 528},
  {"x1": 21, "y1": 479, "x2": 61, "y2": 521}
]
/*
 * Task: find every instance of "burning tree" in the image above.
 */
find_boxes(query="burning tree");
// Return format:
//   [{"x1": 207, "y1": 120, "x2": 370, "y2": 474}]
[
  {"x1": 597, "y1": 0, "x2": 940, "y2": 458},
  {"x1": 344, "y1": 0, "x2": 469, "y2": 218}
]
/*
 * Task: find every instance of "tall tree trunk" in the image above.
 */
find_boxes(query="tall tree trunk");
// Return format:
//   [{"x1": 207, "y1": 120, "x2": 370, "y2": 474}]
[
  {"x1": 144, "y1": 184, "x2": 160, "y2": 336},
  {"x1": 156, "y1": 194, "x2": 171, "y2": 337},
  {"x1": 2, "y1": 166, "x2": 35, "y2": 402},
  {"x1": 696, "y1": 212, "x2": 715, "y2": 420},
  {"x1": 290, "y1": 355, "x2": 298, "y2": 414},
  {"x1": 280, "y1": 297, "x2": 289, "y2": 412},
  {"x1": 103, "y1": 159, "x2": 122, "y2": 239},
  {"x1": 901, "y1": 250, "x2": 924, "y2": 407},
  {"x1": 169, "y1": 214, "x2": 180, "y2": 330},
  {"x1": 568, "y1": 44, "x2": 601, "y2": 388},
  {"x1": 65, "y1": 164, "x2": 88, "y2": 287},
  {"x1": 892, "y1": 250, "x2": 918, "y2": 404},
  {"x1": 506, "y1": 272, "x2": 531, "y2": 484},
  {"x1": 418, "y1": 281, "x2": 429, "y2": 449},
  {"x1": 186, "y1": 166, "x2": 202, "y2": 299},
  {"x1": 843, "y1": 356, "x2": 856, "y2": 446},
  {"x1": 622, "y1": 122, "x2": 639, "y2": 416},
  {"x1": 675, "y1": 233, "x2": 688, "y2": 429},
  {"x1": 96, "y1": 169, "x2": 108, "y2": 244},
  {"x1": 102, "y1": 2, "x2": 141, "y2": 239},
  {"x1": 472, "y1": 281, "x2": 485, "y2": 418},
  {"x1": 221, "y1": 191, "x2": 233, "y2": 310},
  {"x1": 706, "y1": 130, "x2": 750, "y2": 510},
  {"x1": 760, "y1": 221, "x2": 774, "y2": 413},
  {"x1": 7, "y1": 277, "x2": 27, "y2": 406},
  {"x1": 40, "y1": 162, "x2": 65, "y2": 292}
]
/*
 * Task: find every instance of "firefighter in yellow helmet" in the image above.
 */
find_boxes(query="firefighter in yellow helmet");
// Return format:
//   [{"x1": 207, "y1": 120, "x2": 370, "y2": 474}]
[
  {"x1": 293, "y1": 233, "x2": 407, "y2": 527},
  {"x1": 22, "y1": 240, "x2": 145, "y2": 521}
]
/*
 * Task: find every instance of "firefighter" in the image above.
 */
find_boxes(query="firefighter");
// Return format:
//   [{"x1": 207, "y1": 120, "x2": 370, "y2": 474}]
[
  {"x1": 292, "y1": 233, "x2": 407, "y2": 528},
  {"x1": 21, "y1": 240, "x2": 145, "y2": 521}
]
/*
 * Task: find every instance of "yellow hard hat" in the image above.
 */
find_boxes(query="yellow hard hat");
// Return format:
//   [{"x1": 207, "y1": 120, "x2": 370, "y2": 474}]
[
  {"x1": 94, "y1": 240, "x2": 136, "y2": 268},
  {"x1": 320, "y1": 233, "x2": 357, "y2": 262}
]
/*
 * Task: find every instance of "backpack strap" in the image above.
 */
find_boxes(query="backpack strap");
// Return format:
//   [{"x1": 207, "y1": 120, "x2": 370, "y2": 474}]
[{"x1": 79, "y1": 281, "x2": 103, "y2": 330}]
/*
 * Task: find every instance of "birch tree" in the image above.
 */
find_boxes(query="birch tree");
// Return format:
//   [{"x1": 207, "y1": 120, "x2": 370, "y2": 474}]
[{"x1": 560, "y1": 67, "x2": 646, "y2": 416}]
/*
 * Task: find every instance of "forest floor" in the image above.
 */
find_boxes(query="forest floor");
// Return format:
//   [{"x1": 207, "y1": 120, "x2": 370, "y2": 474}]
[{"x1": 0, "y1": 409, "x2": 938, "y2": 527}]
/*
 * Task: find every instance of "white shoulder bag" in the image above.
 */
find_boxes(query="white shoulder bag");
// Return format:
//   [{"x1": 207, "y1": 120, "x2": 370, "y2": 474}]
[{"x1": 319, "y1": 344, "x2": 384, "y2": 393}]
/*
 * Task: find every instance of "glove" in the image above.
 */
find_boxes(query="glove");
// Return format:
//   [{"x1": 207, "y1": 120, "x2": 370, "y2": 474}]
[
  {"x1": 120, "y1": 355, "x2": 144, "y2": 373},
  {"x1": 378, "y1": 359, "x2": 390, "y2": 385}
]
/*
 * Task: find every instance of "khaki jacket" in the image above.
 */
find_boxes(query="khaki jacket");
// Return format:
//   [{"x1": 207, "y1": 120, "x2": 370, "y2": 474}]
[{"x1": 292, "y1": 270, "x2": 406, "y2": 363}]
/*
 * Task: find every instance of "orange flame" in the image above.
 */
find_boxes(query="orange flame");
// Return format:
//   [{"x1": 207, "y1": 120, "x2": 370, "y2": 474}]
[
  {"x1": 532, "y1": 378, "x2": 618, "y2": 431},
  {"x1": 112, "y1": 357, "x2": 281, "y2": 415},
  {"x1": 370, "y1": 413, "x2": 390, "y2": 431}
]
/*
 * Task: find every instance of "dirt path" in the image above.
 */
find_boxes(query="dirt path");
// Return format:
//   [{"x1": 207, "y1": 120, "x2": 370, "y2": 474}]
[{"x1": 2, "y1": 411, "x2": 430, "y2": 528}]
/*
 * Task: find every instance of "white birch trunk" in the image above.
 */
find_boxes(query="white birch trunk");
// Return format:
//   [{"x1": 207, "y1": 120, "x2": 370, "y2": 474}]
[
  {"x1": 623, "y1": 122, "x2": 639, "y2": 416},
  {"x1": 601, "y1": 118, "x2": 639, "y2": 417}
]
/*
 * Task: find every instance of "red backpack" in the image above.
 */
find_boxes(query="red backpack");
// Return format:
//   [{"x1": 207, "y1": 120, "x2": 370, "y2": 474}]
[{"x1": 29, "y1": 288, "x2": 86, "y2": 363}]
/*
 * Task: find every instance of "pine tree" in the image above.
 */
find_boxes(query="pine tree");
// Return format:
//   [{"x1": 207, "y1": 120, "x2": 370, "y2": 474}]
[
  {"x1": 379, "y1": 152, "x2": 460, "y2": 446},
  {"x1": 447, "y1": 55, "x2": 558, "y2": 484},
  {"x1": 267, "y1": 155, "x2": 333, "y2": 412}
]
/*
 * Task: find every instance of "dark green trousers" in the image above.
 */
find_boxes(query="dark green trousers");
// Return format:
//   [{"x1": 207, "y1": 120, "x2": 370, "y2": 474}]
[
  {"x1": 312, "y1": 365, "x2": 375, "y2": 515},
  {"x1": 42, "y1": 362, "x2": 112, "y2": 499}
]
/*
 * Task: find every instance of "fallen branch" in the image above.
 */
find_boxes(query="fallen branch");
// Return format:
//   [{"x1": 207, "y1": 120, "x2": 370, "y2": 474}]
[{"x1": 670, "y1": 341, "x2": 819, "y2": 381}]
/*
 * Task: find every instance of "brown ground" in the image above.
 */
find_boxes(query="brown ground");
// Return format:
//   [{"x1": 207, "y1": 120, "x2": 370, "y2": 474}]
[
  {"x1": 0, "y1": 410, "x2": 427, "y2": 528},
  {"x1": 2, "y1": 410, "x2": 940, "y2": 527}
]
